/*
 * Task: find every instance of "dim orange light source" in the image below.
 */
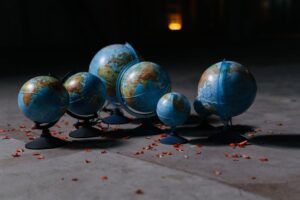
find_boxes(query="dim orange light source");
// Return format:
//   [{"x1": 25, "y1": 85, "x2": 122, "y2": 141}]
[
  {"x1": 168, "y1": 23, "x2": 182, "y2": 31},
  {"x1": 168, "y1": 13, "x2": 182, "y2": 31}
]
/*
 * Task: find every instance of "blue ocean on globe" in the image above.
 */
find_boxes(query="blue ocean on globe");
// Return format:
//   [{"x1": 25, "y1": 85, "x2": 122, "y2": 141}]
[
  {"x1": 89, "y1": 43, "x2": 140, "y2": 104},
  {"x1": 194, "y1": 60, "x2": 257, "y2": 124},
  {"x1": 64, "y1": 72, "x2": 106, "y2": 116},
  {"x1": 18, "y1": 76, "x2": 69, "y2": 123},
  {"x1": 117, "y1": 61, "x2": 171, "y2": 118},
  {"x1": 157, "y1": 92, "x2": 191, "y2": 128}
]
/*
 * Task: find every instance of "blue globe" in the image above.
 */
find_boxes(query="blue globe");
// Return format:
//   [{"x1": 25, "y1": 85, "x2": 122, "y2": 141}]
[
  {"x1": 18, "y1": 76, "x2": 69, "y2": 123},
  {"x1": 89, "y1": 43, "x2": 140, "y2": 104},
  {"x1": 117, "y1": 61, "x2": 171, "y2": 118},
  {"x1": 64, "y1": 72, "x2": 106, "y2": 116},
  {"x1": 157, "y1": 92, "x2": 191, "y2": 128},
  {"x1": 194, "y1": 60, "x2": 257, "y2": 124}
]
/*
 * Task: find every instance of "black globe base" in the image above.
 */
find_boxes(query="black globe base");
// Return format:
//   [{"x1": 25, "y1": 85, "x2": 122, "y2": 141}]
[
  {"x1": 102, "y1": 108, "x2": 131, "y2": 125},
  {"x1": 25, "y1": 130, "x2": 67, "y2": 150},
  {"x1": 160, "y1": 132, "x2": 188, "y2": 145},
  {"x1": 69, "y1": 126, "x2": 102, "y2": 138}
]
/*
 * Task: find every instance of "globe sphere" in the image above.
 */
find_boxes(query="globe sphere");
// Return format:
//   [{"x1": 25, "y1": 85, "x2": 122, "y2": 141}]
[
  {"x1": 195, "y1": 60, "x2": 257, "y2": 121},
  {"x1": 117, "y1": 61, "x2": 171, "y2": 118},
  {"x1": 89, "y1": 43, "x2": 140, "y2": 104},
  {"x1": 193, "y1": 97, "x2": 211, "y2": 119},
  {"x1": 18, "y1": 76, "x2": 69, "y2": 123},
  {"x1": 64, "y1": 72, "x2": 106, "y2": 116},
  {"x1": 157, "y1": 92, "x2": 191, "y2": 128}
]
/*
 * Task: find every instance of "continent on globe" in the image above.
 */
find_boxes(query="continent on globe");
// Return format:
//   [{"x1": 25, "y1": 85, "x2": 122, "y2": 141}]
[
  {"x1": 117, "y1": 61, "x2": 171, "y2": 118},
  {"x1": 64, "y1": 72, "x2": 106, "y2": 116},
  {"x1": 18, "y1": 76, "x2": 69, "y2": 123},
  {"x1": 89, "y1": 43, "x2": 140, "y2": 103},
  {"x1": 194, "y1": 60, "x2": 257, "y2": 126}
]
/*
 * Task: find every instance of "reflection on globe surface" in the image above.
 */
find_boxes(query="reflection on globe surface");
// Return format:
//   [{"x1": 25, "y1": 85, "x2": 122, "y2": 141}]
[
  {"x1": 194, "y1": 60, "x2": 257, "y2": 123},
  {"x1": 89, "y1": 43, "x2": 140, "y2": 104},
  {"x1": 157, "y1": 92, "x2": 191, "y2": 128},
  {"x1": 117, "y1": 61, "x2": 171, "y2": 118},
  {"x1": 18, "y1": 76, "x2": 69, "y2": 123},
  {"x1": 64, "y1": 72, "x2": 106, "y2": 116}
]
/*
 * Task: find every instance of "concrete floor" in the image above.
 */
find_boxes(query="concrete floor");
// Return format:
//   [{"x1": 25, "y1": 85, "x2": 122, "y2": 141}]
[{"x1": 0, "y1": 54, "x2": 300, "y2": 200}]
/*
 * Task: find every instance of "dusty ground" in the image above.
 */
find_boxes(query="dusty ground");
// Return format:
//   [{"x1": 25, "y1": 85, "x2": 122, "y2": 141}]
[{"x1": 0, "y1": 52, "x2": 299, "y2": 200}]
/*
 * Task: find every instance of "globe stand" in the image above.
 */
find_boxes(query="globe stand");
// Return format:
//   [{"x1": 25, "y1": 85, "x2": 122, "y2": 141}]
[
  {"x1": 102, "y1": 106, "x2": 131, "y2": 125},
  {"x1": 222, "y1": 118, "x2": 233, "y2": 131},
  {"x1": 25, "y1": 121, "x2": 67, "y2": 150},
  {"x1": 68, "y1": 111, "x2": 102, "y2": 138},
  {"x1": 131, "y1": 118, "x2": 161, "y2": 136},
  {"x1": 160, "y1": 128, "x2": 188, "y2": 145}
]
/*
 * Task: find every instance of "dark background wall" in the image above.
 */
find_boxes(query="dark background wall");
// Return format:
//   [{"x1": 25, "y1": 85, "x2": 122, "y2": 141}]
[{"x1": 1, "y1": 0, "x2": 300, "y2": 73}]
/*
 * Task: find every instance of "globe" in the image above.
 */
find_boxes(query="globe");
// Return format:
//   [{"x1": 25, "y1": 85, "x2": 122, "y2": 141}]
[
  {"x1": 194, "y1": 60, "x2": 257, "y2": 125},
  {"x1": 64, "y1": 72, "x2": 106, "y2": 116},
  {"x1": 117, "y1": 61, "x2": 171, "y2": 118},
  {"x1": 157, "y1": 92, "x2": 191, "y2": 128},
  {"x1": 18, "y1": 76, "x2": 69, "y2": 123},
  {"x1": 89, "y1": 43, "x2": 140, "y2": 104}
]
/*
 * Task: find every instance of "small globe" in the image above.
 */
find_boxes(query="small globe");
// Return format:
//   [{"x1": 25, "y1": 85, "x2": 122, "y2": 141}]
[
  {"x1": 157, "y1": 92, "x2": 191, "y2": 128},
  {"x1": 89, "y1": 43, "x2": 140, "y2": 104},
  {"x1": 64, "y1": 72, "x2": 106, "y2": 116},
  {"x1": 18, "y1": 76, "x2": 69, "y2": 123},
  {"x1": 194, "y1": 60, "x2": 257, "y2": 123},
  {"x1": 117, "y1": 61, "x2": 171, "y2": 118}
]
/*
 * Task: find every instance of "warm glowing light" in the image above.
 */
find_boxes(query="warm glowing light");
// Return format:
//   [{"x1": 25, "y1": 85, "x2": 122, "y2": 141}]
[
  {"x1": 168, "y1": 23, "x2": 182, "y2": 31},
  {"x1": 168, "y1": 13, "x2": 182, "y2": 31}
]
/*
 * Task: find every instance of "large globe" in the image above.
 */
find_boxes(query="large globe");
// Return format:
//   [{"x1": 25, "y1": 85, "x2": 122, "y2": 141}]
[
  {"x1": 64, "y1": 72, "x2": 106, "y2": 116},
  {"x1": 117, "y1": 61, "x2": 171, "y2": 118},
  {"x1": 18, "y1": 76, "x2": 69, "y2": 123},
  {"x1": 157, "y1": 92, "x2": 191, "y2": 128},
  {"x1": 89, "y1": 43, "x2": 140, "y2": 104},
  {"x1": 194, "y1": 60, "x2": 257, "y2": 123}
]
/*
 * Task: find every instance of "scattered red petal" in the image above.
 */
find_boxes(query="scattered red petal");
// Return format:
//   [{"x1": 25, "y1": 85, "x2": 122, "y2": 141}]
[
  {"x1": 135, "y1": 189, "x2": 144, "y2": 195},
  {"x1": 238, "y1": 140, "x2": 248, "y2": 148},
  {"x1": 0, "y1": 129, "x2": 5, "y2": 133},
  {"x1": 72, "y1": 178, "x2": 78, "y2": 181},
  {"x1": 32, "y1": 153, "x2": 41, "y2": 156},
  {"x1": 224, "y1": 153, "x2": 232, "y2": 158},
  {"x1": 16, "y1": 148, "x2": 24, "y2": 153},
  {"x1": 242, "y1": 154, "x2": 251, "y2": 159},
  {"x1": 84, "y1": 148, "x2": 92, "y2": 152},
  {"x1": 214, "y1": 170, "x2": 222, "y2": 176},
  {"x1": 55, "y1": 124, "x2": 61, "y2": 128},
  {"x1": 11, "y1": 152, "x2": 21, "y2": 157},
  {"x1": 251, "y1": 176, "x2": 257, "y2": 180},
  {"x1": 101, "y1": 176, "x2": 108, "y2": 181},
  {"x1": 160, "y1": 133, "x2": 167, "y2": 138},
  {"x1": 259, "y1": 157, "x2": 269, "y2": 162},
  {"x1": 2, "y1": 136, "x2": 10, "y2": 140},
  {"x1": 229, "y1": 143, "x2": 237, "y2": 148},
  {"x1": 85, "y1": 160, "x2": 91, "y2": 164},
  {"x1": 36, "y1": 155, "x2": 44, "y2": 160}
]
